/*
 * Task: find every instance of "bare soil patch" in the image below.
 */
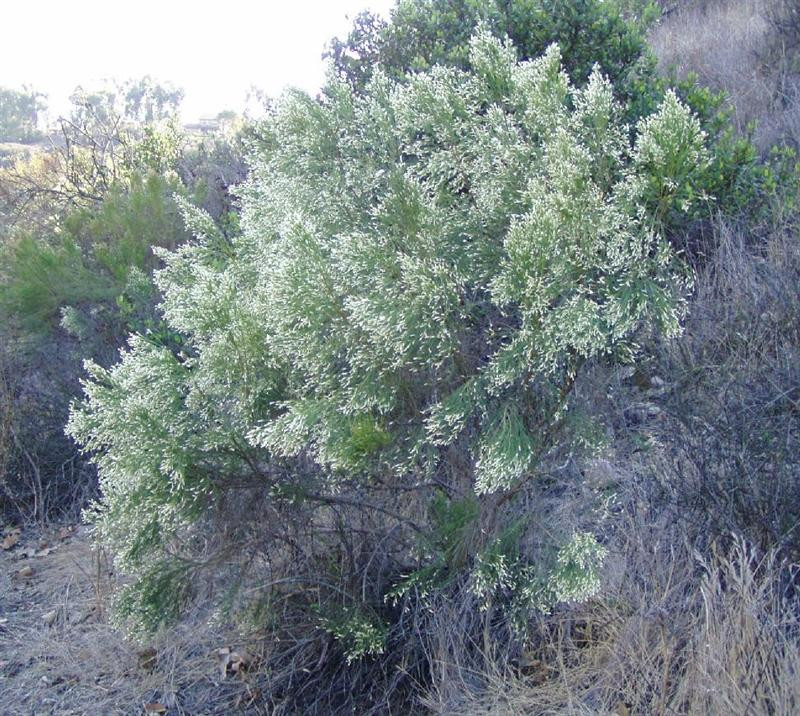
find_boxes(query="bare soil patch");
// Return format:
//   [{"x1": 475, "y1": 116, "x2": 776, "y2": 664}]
[{"x1": 0, "y1": 524, "x2": 265, "y2": 715}]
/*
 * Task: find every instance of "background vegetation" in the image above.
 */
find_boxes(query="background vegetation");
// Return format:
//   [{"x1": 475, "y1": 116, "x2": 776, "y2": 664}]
[{"x1": 0, "y1": 79, "x2": 246, "y2": 521}]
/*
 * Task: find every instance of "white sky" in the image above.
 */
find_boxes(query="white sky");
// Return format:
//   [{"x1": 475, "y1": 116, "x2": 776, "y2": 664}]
[{"x1": 1, "y1": 0, "x2": 396, "y2": 123}]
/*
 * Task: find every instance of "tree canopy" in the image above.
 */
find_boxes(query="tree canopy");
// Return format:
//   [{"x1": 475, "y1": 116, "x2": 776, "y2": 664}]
[{"x1": 0, "y1": 86, "x2": 47, "y2": 143}]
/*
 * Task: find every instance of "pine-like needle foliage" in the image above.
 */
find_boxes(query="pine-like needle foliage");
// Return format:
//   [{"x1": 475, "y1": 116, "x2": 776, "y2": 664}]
[{"x1": 68, "y1": 29, "x2": 707, "y2": 639}]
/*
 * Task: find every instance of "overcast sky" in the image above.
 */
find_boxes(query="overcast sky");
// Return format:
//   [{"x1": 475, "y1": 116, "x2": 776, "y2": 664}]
[{"x1": 1, "y1": 0, "x2": 396, "y2": 122}]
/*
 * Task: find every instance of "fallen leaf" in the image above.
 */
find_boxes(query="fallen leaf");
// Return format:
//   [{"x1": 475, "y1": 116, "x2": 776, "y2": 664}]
[
  {"x1": 143, "y1": 703, "x2": 167, "y2": 713},
  {"x1": 2, "y1": 532, "x2": 20, "y2": 550},
  {"x1": 217, "y1": 647, "x2": 251, "y2": 678},
  {"x1": 137, "y1": 647, "x2": 157, "y2": 672},
  {"x1": 217, "y1": 647, "x2": 231, "y2": 679},
  {"x1": 18, "y1": 564, "x2": 34, "y2": 578},
  {"x1": 43, "y1": 610, "x2": 58, "y2": 626},
  {"x1": 229, "y1": 650, "x2": 251, "y2": 674}
]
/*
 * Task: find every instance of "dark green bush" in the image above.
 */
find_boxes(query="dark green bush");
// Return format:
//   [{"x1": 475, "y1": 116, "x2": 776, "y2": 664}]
[{"x1": 328, "y1": 0, "x2": 656, "y2": 105}]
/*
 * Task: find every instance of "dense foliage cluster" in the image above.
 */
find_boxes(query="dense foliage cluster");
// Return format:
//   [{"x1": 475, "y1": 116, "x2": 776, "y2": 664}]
[
  {"x1": 68, "y1": 30, "x2": 707, "y2": 655},
  {"x1": 327, "y1": 0, "x2": 794, "y2": 257}
]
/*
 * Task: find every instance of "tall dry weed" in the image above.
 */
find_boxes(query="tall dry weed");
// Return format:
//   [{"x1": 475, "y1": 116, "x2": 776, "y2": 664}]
[{"x1": 424, "y1": 516, "x2": 800, "y2": 714}]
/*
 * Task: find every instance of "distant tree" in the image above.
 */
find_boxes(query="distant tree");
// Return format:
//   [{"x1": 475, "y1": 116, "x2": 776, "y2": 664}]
[
  {"x1": 0, "y1": 86, "x2": 47, "y2": 143},
  {"x1": 67, "y1": 86, "x2": 118, "y2": 127},
  {"x1": 215, "y1": 110, "x2": 238, "y2": 123},
  {"x1": 120, "y1": 76, "x2": 184, "y2": 124},
  {"x1": 69, "y1": 76, "x2": 183, "y2": 128}
]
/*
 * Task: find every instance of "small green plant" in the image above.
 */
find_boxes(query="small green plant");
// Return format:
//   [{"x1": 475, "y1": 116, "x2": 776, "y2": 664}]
[
  {"x1": 547, "y1": 531, "x2": 608, "y2": 603},
  {"x1": 319, "y1": 608, "x2": 388, "y2": 663},
  {"x1": 387, "y1": 494, "x2": 479, "y2": 602},
  {"x1": 469, "y1": 529, "x2": 607, "y2": 619}
]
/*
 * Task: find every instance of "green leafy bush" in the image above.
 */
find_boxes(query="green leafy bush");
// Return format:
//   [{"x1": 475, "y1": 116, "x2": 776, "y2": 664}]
[
  {"x1": 69, "y1": 29, "x2": 707, "y2": 657},
  {"x1": 0, "y1": 170, "x2": 186, "y2": 339}
]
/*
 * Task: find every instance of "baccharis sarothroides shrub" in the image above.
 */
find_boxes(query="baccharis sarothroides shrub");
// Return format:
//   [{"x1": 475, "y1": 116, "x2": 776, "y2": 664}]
[{"x1": 68, "y1": 29, "x2": 707, "y2": 640}]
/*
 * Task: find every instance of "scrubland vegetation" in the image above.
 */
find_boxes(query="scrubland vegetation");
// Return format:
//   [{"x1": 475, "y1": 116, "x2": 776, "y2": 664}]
[{"x1": 1, "y1": 0, "x2": 799, "y2": 713}]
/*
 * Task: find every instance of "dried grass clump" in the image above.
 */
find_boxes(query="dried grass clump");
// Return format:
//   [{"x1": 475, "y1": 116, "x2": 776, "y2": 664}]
[
  {"x1": 675, "y1": 541, "x2": 800, "y2": 713},
  {"x1": 0, "y1": 337, "x2": 94, "y2": 525},
  {"x1": 648, "y1": 215, "x2": 800, "y2": 555},
  {"x1": 651, "y1": 0, "x2": 799, "y2": 150},
  {"x1": 424, "y1": 519, "x2": 800, "y2": 715}
]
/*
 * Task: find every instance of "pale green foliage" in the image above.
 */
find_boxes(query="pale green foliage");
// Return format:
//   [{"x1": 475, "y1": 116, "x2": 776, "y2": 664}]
[
  {"x1": 632, "y1": 88, "x2": 711, "y2": 224},
  {"x1": 68, "y1": 29, "x2": 707, "y2": 631},
  {"x1": 235, "y1": 30, "x2": 703, "y2": 493},
  {"x1": 128, "y1": 119, "x2": 185, "y2": 176},
  {"x1": 469, "y1": 530, "x2": 607, "y2": 615},
  {"x1": 474, "y1": 404, "x2": 535, "y2": 494},
  {"x1": 319, "y1": 610, "x2": 387, "y2": 664},
  {"x1": 471, "y1": 546, "x2": 516, "y2": 611},
  {"x1": 68, "y1": 339, "x2": 204, "y2": 571},
  {"x1": 547, "y1": 531, "x2": 607, "y2": 603}
]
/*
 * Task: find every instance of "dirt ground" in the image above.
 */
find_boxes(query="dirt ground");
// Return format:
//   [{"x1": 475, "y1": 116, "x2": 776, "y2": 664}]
[{"x1": 0, "y1": 524, "x2": 264, "y2": 715}]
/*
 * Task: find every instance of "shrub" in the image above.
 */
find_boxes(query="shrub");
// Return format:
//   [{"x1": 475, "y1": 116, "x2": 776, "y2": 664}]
[{"x1": 68, "y1": 30, "x2": 709, "y2": 708}]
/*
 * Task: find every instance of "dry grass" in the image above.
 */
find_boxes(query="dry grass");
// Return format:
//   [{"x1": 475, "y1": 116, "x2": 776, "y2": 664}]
[
  {"x1": 651, "y1": 0, "x2": 799, "y2": 150},
  {"x1": 0, "y1": 361, "x2": 11, "y2": 486},
  {"x1": 0, "y1": 526, "x2": 269, "y2": 715},
  {"x1": 645, "y1": 213, "x2": 800, "y2": 558},
  {"x1": 423, "y1": 514, "x2": 800, "y2": 715}
]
